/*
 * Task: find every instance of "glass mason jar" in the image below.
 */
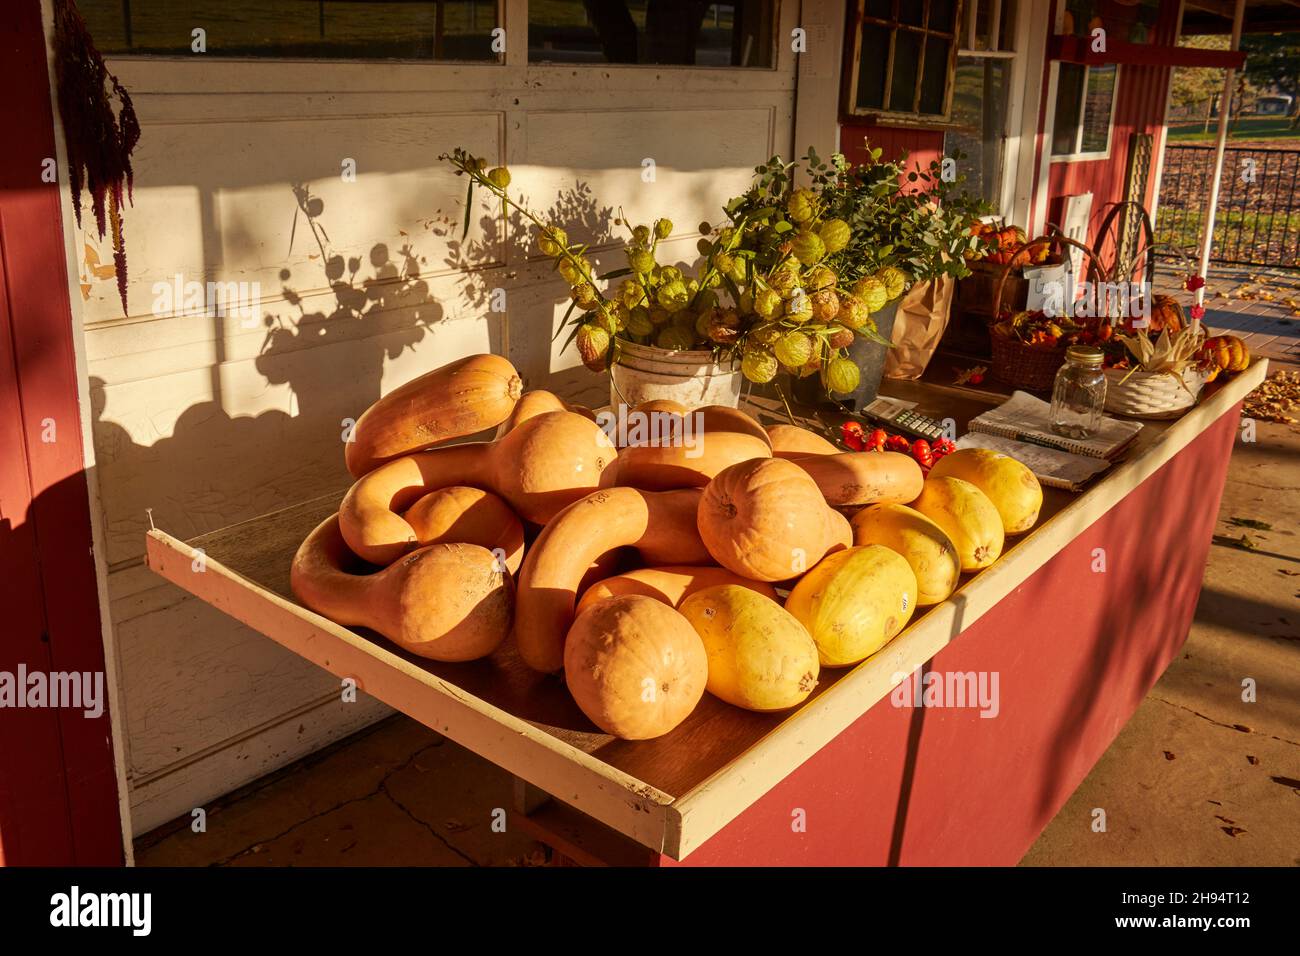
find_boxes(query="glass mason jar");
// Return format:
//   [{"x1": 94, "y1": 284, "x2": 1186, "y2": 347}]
[{"x1": 1050, "y1": 345, "x2": 1107, "y2": 439}]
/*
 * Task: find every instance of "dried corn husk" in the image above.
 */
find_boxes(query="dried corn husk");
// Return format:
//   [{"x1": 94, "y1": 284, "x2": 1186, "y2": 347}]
[{"x1": 1117, "y1": 326, "x2": 1207, "y2": 393}]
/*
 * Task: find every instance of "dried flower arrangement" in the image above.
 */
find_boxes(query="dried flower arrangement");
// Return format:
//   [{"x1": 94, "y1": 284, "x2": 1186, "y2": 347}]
[{"x1": 53, "y1": 0, "x2": 140, "y2": 314}]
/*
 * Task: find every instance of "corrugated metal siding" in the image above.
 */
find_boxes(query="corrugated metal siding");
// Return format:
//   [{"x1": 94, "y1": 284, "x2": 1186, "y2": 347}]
[{"x1": 1045, "y1": 0, "x2": 1181, "y2": 242}]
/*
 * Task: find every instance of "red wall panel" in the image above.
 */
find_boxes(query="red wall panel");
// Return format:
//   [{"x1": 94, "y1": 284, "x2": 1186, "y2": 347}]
[
  {"x1": 840, "y1": 123, "x2": 946, "y2": 172},
  {"x1": 1044, "y1": 0, "x2": 1180, "y2": 244},
  {"x1": 0, "y1": 0, "x2": 124, "y2": 865}
]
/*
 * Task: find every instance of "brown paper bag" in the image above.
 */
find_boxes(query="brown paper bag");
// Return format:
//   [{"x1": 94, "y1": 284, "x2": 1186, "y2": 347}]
[{"x1": 884, "y1": 276, "x2": 956, "y2": 380}]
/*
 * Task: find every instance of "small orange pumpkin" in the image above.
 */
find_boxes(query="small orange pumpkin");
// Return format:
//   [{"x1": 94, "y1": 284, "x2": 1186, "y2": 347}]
[
  {"x1": 1198, "y1": 334, "x2": 1250, "y2": 381},
  {"x1": 563, "y1": 595, "x2": 708, "y2": 740},
  {"x1": 1146, "y1": 294, "x2": 1186, "y2": 334},
  {"x1": 697, "y1": 458, "x2": 848, "y2": 582}
]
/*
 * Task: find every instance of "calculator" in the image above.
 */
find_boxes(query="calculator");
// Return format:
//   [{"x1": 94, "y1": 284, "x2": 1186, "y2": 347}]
[{"x1": 860, "y1": 398, "x2": 947, "y2": 442}]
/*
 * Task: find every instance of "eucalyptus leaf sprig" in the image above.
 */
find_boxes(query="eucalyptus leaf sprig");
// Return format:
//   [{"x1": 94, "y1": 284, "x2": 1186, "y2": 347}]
[
  {"x1": 438, "y1": 144, "x2": 983, "y2": 399},
  {"x1": 441, "y1": 148, "x2": 614, "y2": 327}
]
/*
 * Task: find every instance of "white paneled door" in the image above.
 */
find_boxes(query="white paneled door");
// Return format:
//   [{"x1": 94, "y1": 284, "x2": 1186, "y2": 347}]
[{"x1": 66, "y1": 0, "x2": 803, "y2": 834}]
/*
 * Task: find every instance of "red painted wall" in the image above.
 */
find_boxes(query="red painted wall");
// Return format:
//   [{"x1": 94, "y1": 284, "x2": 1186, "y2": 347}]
[
  {"x1": 840, "y1": 124, "x2": 946, "y2": 174},
  {"x1": 0, "y1": 0, "x2": 124, "y2": 865},
  {"x1": 839, "y1": 0, "x2": 1181, "y2": 245},
  {"x1": 1042, "y1": 0, "x2": 1180, "y2": 244}
]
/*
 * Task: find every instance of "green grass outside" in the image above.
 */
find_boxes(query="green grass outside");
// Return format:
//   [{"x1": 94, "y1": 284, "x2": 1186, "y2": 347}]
[
  {"x1": 1155, "y1": 206, "x2": 1300, "y2": 265},
  {"x1": 1168, "y1": 116, "x2": 1300, "y2": 145}
]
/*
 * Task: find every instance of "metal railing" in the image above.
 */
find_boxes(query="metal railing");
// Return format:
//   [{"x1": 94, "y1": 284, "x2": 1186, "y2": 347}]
[{"x1": 1155, "y1": 144, "x2": 1300, "y2": 268}]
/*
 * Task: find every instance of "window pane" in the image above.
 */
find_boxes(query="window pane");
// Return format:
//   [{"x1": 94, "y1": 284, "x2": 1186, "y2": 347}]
[
  {"x1": 850, "y1": 3, "x2": 956, "y2": 118},
  {"x1": 1080, "y1": 64, "x2": 1117, "y2": 153},
  {"x1": 864, "y1": 0, "x2": 893, "y2": 19},
  {"x1": 948, "y1": 56, "x2": 1009, "y2": 206},
  {"x1": 79, "y1": 0, "x2": 499, "y2": 60},
  {"x1": 529, "y1": 1, "x2": 774, "y2": 67},
  {"x1": 1052, "y1": 62, "x2": 1086, "y2": 155},
  {"x1": 998, "y1": 0, "x2": 1018, "y2": 51},
  {"x1": 930, "y1": 0, "x2": 958, "y2": 33},
  {"x1": 855, "y1": 24, "x2": 891, "y2": 109},
  {"x1": 889, "y1": 30, "x2": 921, "y2": 111},
  {"x1": 972, "y1": 0, "x2": 992, "y2": 50},
  {"x1": 919, "y1": 36, "x2": 949, "y2": 114}
]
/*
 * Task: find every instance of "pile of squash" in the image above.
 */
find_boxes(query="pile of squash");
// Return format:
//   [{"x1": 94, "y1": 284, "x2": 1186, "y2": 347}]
[{"x1": 291, "y1": 354, "x2": 1044, "y2": 741}]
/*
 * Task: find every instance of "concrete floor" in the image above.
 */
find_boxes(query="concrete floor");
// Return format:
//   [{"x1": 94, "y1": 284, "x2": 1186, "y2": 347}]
[{"x1": 135, "y1": 286, "x2": 1300, "y2": 868}]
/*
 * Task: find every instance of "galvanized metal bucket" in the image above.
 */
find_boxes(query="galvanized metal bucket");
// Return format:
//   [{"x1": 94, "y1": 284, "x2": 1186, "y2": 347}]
[
  {"x1": 792, "y1": 300, "x2": 900, "y2": 410},
  {"x1": 609, "y1": 340, "x2": 742, "y2": 409}
]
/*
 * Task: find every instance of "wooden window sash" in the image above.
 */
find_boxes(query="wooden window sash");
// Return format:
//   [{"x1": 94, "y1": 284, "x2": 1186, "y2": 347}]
[{"x1": 848, "y1": 0, "x2": 963, "y2": 122}]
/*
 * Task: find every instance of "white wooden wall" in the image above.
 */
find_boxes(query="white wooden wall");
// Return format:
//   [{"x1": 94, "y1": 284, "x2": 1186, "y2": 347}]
[{"x1": 76, "y1": 3, "x2": 801, "y2": 834}]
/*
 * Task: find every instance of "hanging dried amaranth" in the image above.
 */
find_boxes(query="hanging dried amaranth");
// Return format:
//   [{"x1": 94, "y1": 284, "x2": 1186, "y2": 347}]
[{"x1": 53, "y1": 0, "x2": 140, "y2": 315}]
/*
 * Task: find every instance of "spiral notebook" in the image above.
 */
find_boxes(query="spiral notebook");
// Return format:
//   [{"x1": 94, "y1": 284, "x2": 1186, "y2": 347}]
[
  {"x1": 955, "y1": 433, "x2": 1110, "y2": 492},
  {"x1": 966, "y1": 391, "x2": 1143, "y2": 460}
]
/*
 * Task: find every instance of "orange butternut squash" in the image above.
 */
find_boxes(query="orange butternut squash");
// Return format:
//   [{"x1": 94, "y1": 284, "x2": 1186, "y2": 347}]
[
  {"x1": 515, "y1": 487, "x2": 711, "y2": 673},
  {"x1": 576, "y1": 565, "x2": 778, "y2": 614},
  {"x1": 403, "y1": 486, "x2": 524, "y2": 574},
  {"x1": 697, "y1": 458, "x2": 849, "y2": 582},
  {"x1": 613, "y1": 402, "x2": 769, "y2": 448},
  {"x1": 504, "y1": 389, "x2": 596, "y2": 432},
  {"x1": 611, "y1": 403, "x2": 772, "y2": 490},
  {"x1": 766, "y1": 423, "x2": 839, "y2": 458},
  {"x1": 339, "y1": 410, "x2": 616, "y2": 565},
  {"x1": 291, "y1": 515, "x2": 512, "y2": 662},
  {"x1": 694, "y1": 405, "x2": 772, "y2": 448},
  {"x1": 613, "y1": 431, "x2": 771, "y2": 490},
  {"x1": 789, "y1": 451, "x2": 924, "y2": 507},
  {"x1": 628, "y1": 397, "x2": 688, "y2": 422},
  {"x1": 346, "y1": 354, "x2": 522, "y2": 478}
]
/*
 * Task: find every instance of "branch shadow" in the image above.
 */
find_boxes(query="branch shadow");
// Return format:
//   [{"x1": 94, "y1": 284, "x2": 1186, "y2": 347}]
[{"x1": 92, "y1": 184, "x2": 446, "y2": 563}]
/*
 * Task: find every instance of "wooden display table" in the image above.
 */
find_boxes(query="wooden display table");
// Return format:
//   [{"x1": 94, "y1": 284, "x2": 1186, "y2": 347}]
[{"x1": 144, "y1": 362, "x2": 1266, "y2": 866}]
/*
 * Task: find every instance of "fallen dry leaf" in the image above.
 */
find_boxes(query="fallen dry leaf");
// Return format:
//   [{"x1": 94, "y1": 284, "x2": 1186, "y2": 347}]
[
  {"x1": 1228, "y1": 517, "x2": 1272, "y2": 531},
  {"x1": 1244, "y1": 370, "x2": 1300, "y2": 426}
]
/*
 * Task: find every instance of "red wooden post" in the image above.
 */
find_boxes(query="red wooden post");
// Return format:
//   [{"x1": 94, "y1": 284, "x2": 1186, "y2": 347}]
[{"x1": 0, "y1": 0, "x2": 125, "y2": 865}]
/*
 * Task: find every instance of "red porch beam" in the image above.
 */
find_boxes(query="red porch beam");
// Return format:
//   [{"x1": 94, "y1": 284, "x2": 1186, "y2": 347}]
[{"x1": 1048, "y1": 33, "x2": 1247, "y2": 69}]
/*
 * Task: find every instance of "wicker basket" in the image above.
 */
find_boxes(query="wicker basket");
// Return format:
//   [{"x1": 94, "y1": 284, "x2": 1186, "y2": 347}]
[
  {"x1": 986, "y1": 227, "x2": 1108, "y2": 392},
  {"x1": 990, "y1": 331, "x2": 1067, "y2": 392},
  {"x1": 957, "y1": 260, "x2": 1029, "y2": 317},
  {"x1": 1103, "y1": 366, "x2": 1207, "y2": 419}
]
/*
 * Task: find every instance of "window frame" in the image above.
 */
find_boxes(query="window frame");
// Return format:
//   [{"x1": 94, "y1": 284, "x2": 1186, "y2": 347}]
[
  {"x1": 942, "y1": 0, "x2": 1023, "y2": 220},
  {"x1": 1048, "y1": 61, "x2": 1121, "y2": 164},
  {"x1": 81, "y1": 0, "x2": 782, "y2": 73},
  {"x1": 842, "y1": 0, "x2": 965, "y2": 125},
  {"x1": 77, "y1": 0, "x2": 510, "y2": 65},
  {"x1": 526, "y1": 0, "x2": 781, "y2": 71}
]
